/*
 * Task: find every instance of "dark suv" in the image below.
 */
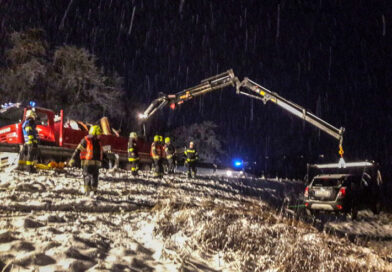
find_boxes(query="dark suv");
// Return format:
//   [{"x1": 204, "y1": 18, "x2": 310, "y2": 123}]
[{"x1": 304, "y1": 162, "x2": 383, "y2": 219}]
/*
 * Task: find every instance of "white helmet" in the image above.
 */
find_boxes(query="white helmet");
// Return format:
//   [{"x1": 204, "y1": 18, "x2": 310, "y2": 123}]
[
  {"x1": 129, "y1": 132, "x2": 137, "y2": 138},
  {"x1": 26, "y1": 109, "x2": 37, "y2": 120}
]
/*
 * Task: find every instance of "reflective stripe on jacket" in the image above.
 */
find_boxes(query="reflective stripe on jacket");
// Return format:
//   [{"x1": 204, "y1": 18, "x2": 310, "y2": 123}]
[
  {"x1": 128, "y1": 138, "x2": 139, "y2": 161},
  {"x1": 80, "y1": 136, "x2": 103, "y2": 161},
  {"x1": 81, "y1": 160, "x2": 102, "y2": 167},
  {"x1": 184, "y1": 148, "x2": 198, "y2": 162},
  {"x1": 151, "y1": 142, "x2": 163, "y2": 158},
  {"x1": 22, "y1": 118, "x2": 38, "y2": 144}
]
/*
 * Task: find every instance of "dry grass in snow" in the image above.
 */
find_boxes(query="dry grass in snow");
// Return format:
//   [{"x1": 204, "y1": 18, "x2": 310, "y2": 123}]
[
  {"x1": 0, "y1": 168, "x2": 391, "y2": 271},
  {"x1": 152, "y1": 197, "x2": 392, "y2": 271}
]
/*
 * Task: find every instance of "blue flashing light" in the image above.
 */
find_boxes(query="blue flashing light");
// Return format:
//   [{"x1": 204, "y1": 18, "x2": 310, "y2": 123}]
[
  {"x1": 233, "y1": 159, "x2": 243, "y2": 168},
  {"x1": 29, "y1": 101, "x2": 36, "y2": 107}
]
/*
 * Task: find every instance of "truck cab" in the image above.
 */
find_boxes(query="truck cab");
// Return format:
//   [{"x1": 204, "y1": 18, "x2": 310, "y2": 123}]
[
  {"x1": 0, "y1": 104, "x2": 152, "y2": 170},
  {"x1": 0, "y1": 104, "x2": 56, "y2": 145}
]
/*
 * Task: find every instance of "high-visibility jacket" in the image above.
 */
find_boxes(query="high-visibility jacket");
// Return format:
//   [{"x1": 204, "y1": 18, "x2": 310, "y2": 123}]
[
  {"x1": 128, "y1": 137, "x2": 139, "y2": 162},
  {"x1": 184, "y1": 148, "x2": 198, "y2": 162},
  {"x1": 151, "y1": 142, "x2": 163, "y2": 159},
  {"x1": 22, "y1": 118, "x2": 38, "y2": 145},
  {"x1": 70, "y1": 135, "x2": 103, "y2": 166},
  {"x1": 164, "y1": 143, "x2": 175, "y2": 159}
]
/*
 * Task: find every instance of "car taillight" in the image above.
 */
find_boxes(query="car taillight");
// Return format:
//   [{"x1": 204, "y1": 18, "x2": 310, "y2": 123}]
[
  {"x1": 337, "y1": 187, "x2": 346, "y2": 199},
  {"x1": 336, "y1": 205, "x2": 343, "y2": 210},
  {"x1": 304, "y1": 187, "x2": 309, "y2": 198}
]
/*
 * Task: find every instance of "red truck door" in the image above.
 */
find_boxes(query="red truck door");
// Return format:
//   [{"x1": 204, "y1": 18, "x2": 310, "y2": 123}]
[{"x1": 25, "y1": 107, "x2": 56, "y2": 144}]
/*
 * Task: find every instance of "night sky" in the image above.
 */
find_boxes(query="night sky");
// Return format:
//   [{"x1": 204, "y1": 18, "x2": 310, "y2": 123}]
[{"x1": 1, "y1": 0, "x2": 391, "y2": 177}]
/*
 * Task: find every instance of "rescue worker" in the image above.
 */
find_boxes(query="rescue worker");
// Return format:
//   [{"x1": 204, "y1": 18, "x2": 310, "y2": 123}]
[
  {"x1": 164, "y1": 137, "x2": 175, "y2": 174},
  {"x1": 17, "y1": 109, "x2": 39, "y2": 173},
  {"x1": 151, "y1": 135, "x2": 164, "y2": 178},
  {"x1": 184, "y1": 141, "x2": 198, "y2": 178},
  {"x1": 128, "y1": 132, "x2": 139, "y2": 176},
  {"x1": 68, "y1": 125, "x2": 103, "y2": 195}
]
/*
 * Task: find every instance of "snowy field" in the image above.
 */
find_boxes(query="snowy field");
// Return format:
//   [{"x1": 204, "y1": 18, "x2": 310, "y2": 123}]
[{"x1": 0, "y1": 167, "x2": 391, "y2": 271}]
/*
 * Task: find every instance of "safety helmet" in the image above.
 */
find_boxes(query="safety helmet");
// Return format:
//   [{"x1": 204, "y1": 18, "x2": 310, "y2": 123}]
[
  {"x1": 129, "y1": 132, "x2": 137, "y2": 138},
  {"x1": 89, "y1": 125, "x2": 102, "y2": 136},
  {"x1": 154, "y1": 135, "x2": 160, "y2": 142},
  {"x1": 159, "y1": 135, "x2": 163, "y2": 142},
  {"x1": 164, "y1": 137, "x2": 171, "y2": 144},
  {"x1": 25, "y1": 109, "x2": 37, "y2": 120}
]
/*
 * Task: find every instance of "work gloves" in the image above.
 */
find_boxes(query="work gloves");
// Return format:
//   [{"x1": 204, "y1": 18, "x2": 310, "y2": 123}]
[{"x1": 68, "y1": 159, "x2": 75, "y2": 167}]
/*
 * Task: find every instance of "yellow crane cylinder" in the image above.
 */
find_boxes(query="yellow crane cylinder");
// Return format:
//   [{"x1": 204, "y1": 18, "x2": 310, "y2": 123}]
[{"x1": 100, "y1": 117, "x2": 112, "y2": 135}]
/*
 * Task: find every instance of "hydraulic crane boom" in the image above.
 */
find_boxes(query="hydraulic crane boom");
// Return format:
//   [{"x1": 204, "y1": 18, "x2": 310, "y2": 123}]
[
  {"x1": 139, "y1": 69, "x2": 239, "y2": 120},
  {"x1": 237, "y1": 77, "x2": 345, "y2": 148},
  {"x1": 139, "y1": 69, "x2": 345, "y2": 158}
]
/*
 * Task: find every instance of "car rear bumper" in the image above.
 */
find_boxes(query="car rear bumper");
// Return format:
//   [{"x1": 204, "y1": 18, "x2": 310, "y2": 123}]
[{"x1": 305, "y1": 200, "x2": 344, "y2": 211}]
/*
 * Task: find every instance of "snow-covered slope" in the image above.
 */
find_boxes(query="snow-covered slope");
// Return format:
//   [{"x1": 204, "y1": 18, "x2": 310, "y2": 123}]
[{"x1": 0, "y1": 168, "x2": 391, "y2": 271}]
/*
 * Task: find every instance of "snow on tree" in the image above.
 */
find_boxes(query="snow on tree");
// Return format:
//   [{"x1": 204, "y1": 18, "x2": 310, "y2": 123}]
[
  {"x1": 50, "y1": 45, "x2": 124, "y2": 121},
  {"x1": 0, "y1": 29, "x2": 48, "y2": 103},
  {"x1": 0, "y1": 29, "x2": 125, "y2": 124},
  {"x1": 171, "y1": 121, "x2": 226, "y2": 164}
]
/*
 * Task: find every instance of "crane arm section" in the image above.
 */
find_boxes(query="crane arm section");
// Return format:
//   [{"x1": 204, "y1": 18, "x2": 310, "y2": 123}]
[
  {"x1": 237, "y1": 77, "x2": 345, "y2": 146},
  {"x1": 139, "y1": 69, "x2": 345, "y2": 158},
  {"x1": 139, "y1": 69, "x2": 239, "y2": 120}
]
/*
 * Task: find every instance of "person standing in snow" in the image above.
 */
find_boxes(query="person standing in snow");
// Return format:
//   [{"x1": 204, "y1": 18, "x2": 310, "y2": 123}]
[
  {"x1": 184, "y1": 141, "x2": 198, "y2": 178},
  {"x1": 128, "y1": 131, "x2": 139, "y2": 176},
  {"x1": 16, "y1": 109, "x2": 39, "y2": 173},
  {"x1": 164, "y1": 137, "x2": 175, "y2": 174},
  {"x1": 151, "y1": 135, "x2": 164, "y2": 178},
  {"x1": 68, "y1": 125, "x2": 103, "y2": 195}
]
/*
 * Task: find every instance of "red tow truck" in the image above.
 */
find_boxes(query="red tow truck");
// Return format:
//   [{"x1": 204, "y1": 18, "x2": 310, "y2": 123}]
[{"x1": 0, "y1": 103, "x2": 151, "y2": 170}]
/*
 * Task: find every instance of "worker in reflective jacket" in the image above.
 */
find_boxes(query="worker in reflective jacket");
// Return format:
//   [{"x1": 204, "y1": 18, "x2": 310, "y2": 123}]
[
  {"x1": 68, "y1": 125, "x2": 103, "y2": 195},
  {"x1": 151, "y1": 135, "x2": 164, "y2": 178},
  {"x1": 128, "y1": 132, "x2": 139, "y2": 176},
  {"x1": 164, "y1": 137, "x2": 175, "y2": 174},
  {"x1": 184, "y1": 141, "x2": 198, "y2": 178},
  {"x1": 17, "y1": 109, "x2": 39, "y2": 173}
]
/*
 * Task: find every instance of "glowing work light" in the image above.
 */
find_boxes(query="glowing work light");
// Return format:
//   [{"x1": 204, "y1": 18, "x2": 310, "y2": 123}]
[
  {"x1": 138, "y1": 113, "x2": 147, "y2": 119},
  {"x1": 29, "y1": 101, "x2": 36, "y2": 107}
]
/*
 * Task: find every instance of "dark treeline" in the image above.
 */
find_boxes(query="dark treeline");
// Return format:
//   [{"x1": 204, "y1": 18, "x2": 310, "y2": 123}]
[
  {"x1": 0, "y1": 29, "x2": 126, "y2": 124},
  {"x1": 0, "y1": 0, "x2": 390, "y2": 178}
]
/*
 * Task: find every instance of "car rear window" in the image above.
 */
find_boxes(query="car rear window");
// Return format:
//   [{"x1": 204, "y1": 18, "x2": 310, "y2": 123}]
[{"x1": 312, "y1": 178, "x2": 343, "y2": 187}]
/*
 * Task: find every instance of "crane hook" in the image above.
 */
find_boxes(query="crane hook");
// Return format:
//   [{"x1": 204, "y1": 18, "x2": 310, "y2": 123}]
[{"x1": 338, "y1": 145, "x2": 344, "y2": 158}]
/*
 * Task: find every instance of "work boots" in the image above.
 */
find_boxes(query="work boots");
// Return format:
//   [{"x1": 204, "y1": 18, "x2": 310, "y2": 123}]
[
  {"x1": 91, "y1": 186, "x2": 98, "y2": 196},
  {"x1": 82, "y1": 185, "x2": 91, "y2": 195},
  {"x1": 27, "y1": 165, "x2": 37, "y2": 174},
  {"x1": 153, "y1": 172, "x2": 163, "y2": 179},
  {"x1": 187, "y1": 171, "x2": 196, "y2": 179}
]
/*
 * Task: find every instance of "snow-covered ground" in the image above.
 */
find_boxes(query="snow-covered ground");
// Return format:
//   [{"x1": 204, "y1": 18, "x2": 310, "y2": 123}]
[
  {"x1": 0, "y1": 167, "x2": 391, "y2": 271},
  {"x1": 175, "y1": 166, "x2": 256, "y2": 179}
]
